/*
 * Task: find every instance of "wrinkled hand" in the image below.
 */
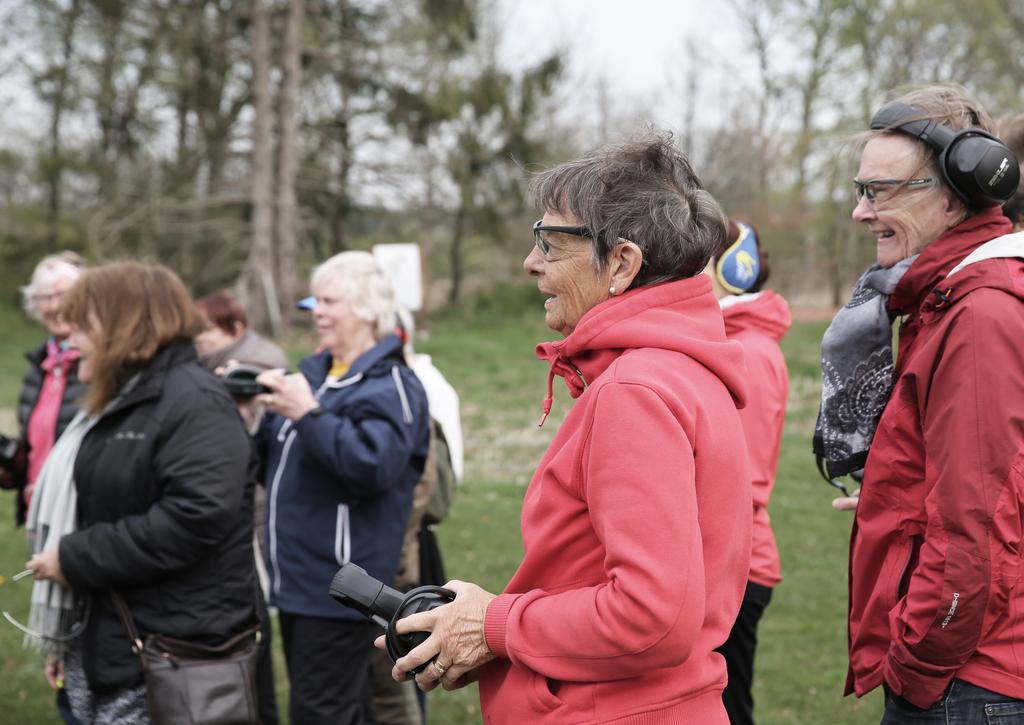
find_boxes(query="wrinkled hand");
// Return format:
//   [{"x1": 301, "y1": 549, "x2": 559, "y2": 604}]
[
  {"x1": 388, "y1": 580, "x2": 497, "y2": 692},
  {"x1": 234, "y1": 398, "x2": 264, "y2": 434},
  {"x1": 27, "y1": 547, "x2": 67, "y2": 586},
  {"x1": 256, "y1": 370, "x2": 317, "y2": 422},
  {"x1": 832, "y1": 488, "x2": 860, "y2": 512},
  {"x1": 44, "y1": 658, "x2": 65, "y2": 690}
]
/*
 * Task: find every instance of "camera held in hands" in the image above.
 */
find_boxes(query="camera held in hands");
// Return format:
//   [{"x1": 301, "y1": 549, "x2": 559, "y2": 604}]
[
  {"x1": 220, "y1": 362, "x2": 276, "y2": 399},
  {"x1": 329, "y1": 562, "x2": 454, "y2": 673},
  {"x1": 0, "y1": 433, "x2": 22, "y2": 474}
]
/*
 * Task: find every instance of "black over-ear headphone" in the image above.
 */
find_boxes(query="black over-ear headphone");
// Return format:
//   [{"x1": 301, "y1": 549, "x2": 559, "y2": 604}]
[{"x1": 870, "y1": 101, "x2": 1020, "y2": 209}]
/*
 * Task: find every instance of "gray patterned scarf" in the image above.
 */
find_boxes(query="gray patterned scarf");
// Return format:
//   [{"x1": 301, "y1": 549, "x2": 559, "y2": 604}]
[{"x1": 812, "y1": 255, "x2": 917, "y2": 486}]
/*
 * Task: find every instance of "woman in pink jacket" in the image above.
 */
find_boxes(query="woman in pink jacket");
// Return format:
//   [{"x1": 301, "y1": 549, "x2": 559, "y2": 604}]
[
  {"x1": 706, "y1": 219, "x2": 791, "y2": 725},
  {"x1": 387, "y1": 134, "x2": 754, "y2": 724}
]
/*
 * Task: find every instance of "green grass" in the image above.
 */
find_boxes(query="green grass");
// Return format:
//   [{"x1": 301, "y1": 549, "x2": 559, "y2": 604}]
[
  {"x1": 0, "y1": 287, "x2": 882, "y2": 724},
  {"x1": 0, "y1": 301, "x2": 39, "y2": 406}
]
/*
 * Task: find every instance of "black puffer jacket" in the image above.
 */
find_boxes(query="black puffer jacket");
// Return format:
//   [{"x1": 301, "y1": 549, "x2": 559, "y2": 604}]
[
  {"x1": 59, "y1": 341, "x2": 257, "y2": 692},
  {"x1": 11, "y1": 341, "x2": 87, "y2": 524}
]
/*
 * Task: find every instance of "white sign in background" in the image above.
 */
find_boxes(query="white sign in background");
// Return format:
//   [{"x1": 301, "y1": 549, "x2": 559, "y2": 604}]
[{"x1": 372, "y1": 243, "x2": 423, "y2": 312}]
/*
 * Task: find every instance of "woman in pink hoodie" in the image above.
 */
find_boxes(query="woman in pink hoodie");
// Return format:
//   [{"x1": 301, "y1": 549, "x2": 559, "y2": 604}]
[
  {"x1": 388, "y1": 134, "x2": 754, "y2": 724},
  {"x1": 706, "y1": 219, "x2": 791, "y2": 725}
]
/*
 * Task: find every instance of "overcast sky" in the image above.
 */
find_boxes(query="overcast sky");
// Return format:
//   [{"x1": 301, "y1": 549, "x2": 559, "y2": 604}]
[
  {"x1": 496, "y1": 0, "x2": 754, "y2": 130},
  {"x1": 0, "y1": 1, "x2": 759, "y2": 155}
]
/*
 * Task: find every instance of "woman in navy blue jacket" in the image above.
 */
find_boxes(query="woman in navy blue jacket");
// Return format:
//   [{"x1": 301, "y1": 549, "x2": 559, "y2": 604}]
[{"x1": 254, "y1": 251, "x2": 430, "y2": 725}]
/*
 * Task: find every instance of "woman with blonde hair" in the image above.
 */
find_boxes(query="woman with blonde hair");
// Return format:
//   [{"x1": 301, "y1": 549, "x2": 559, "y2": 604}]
[
  {"x1": 25, "y1": 261, "x2": 258, "y2": 724},
  {"x1": 3, "y1": 252, "x2": 87, "y2": 527},
  {"x1": 254, "y1": 251, "x2": 430, "y2": 724}
]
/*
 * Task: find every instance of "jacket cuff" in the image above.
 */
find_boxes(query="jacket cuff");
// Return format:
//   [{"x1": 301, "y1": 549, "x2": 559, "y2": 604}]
[
  {"x1": 484, "y1": 593, "x2": 520, "y2": 660},
  {"x1": 883, "y1": 654, "x2": 953, "y2": 709},
  {"x1": 293, "y1": 408, "x2": 325, "y2": 434}
]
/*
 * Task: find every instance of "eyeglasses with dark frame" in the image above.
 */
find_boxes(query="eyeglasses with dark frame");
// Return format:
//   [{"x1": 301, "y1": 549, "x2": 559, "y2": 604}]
[
  {"x1": 853, "y1": 177, "x2": 934, "y2": 205},
  {"x1": 532, "y1": 219, "x2": 596, "y2": 257}
]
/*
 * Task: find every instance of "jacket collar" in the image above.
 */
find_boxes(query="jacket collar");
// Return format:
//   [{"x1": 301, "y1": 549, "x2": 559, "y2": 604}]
[
  {"x1": 888, "y1": 207, "x2": 1013, "y2": 315},
  {"x1": 103, "y1": 340, "x2": 199, "y2": 416},
  {"x1": 299, "y1": 333, "x2": 405, "y2": 388}
]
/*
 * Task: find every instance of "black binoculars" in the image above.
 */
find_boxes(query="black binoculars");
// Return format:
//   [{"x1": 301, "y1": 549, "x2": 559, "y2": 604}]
[{"x1": 329, "y1": 563, "x2": 453, "y2": 673}]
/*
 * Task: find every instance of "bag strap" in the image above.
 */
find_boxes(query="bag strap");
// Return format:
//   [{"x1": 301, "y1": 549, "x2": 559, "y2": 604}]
[
  {"x1": 109, "y1": 591, "x2": 145, "y2": 655},
  {"x1": 109, "y1": 564, "x2": 264, "y2": 657}
]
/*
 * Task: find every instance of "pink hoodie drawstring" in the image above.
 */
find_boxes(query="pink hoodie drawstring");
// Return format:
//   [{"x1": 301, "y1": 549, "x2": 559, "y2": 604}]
[{"x1": 538, "y1": 365, "x2": 556, "y2": 427}]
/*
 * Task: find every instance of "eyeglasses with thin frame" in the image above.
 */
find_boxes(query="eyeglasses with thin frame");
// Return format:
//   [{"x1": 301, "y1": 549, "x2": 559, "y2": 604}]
[
  {"x1": 532, "y1": 219, "x2": 595, "y2": 257},
  {"x1": 31, "y1": 291, "x2": 67, "y2": 306},
  {"x1": 0, "y1": 569, "x2": 90, "y2": 642},
  {"x1": 853, "y1": 177, "x2": 934, "y2": 206}
]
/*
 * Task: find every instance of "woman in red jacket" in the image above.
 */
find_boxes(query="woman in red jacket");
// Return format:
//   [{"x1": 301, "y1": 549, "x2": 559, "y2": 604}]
[
  {"x1": 707, "y1": 219, "x2": 790, "y2": 725},
  {"x1": 387, "y1": 134, "x2": 754, "y2": 724},
  {"x1": 814, "y1": 85, "x2": 1024, "y2": 722}
]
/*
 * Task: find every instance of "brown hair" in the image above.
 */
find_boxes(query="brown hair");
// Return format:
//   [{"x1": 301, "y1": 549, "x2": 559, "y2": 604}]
[
  {"x1": 61, "y1": 261, "x2": 205, "y2": 414},
  {"x1": 195, "y1": 290, "x2": 248, "y2": 335},
  {"x1": 532, "y1": 131, "x2": 727, "y2": 288},
  {"x1": 997, "y1": 114, "x2": 1024, "y2": 226}
]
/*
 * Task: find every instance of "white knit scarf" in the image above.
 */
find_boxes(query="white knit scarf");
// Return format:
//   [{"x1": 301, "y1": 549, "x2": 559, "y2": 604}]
[{"x1": 23, "y1": 410, "x2": 99, "y2": 657}]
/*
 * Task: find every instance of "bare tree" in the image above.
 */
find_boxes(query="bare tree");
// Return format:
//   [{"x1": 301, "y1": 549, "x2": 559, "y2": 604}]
[
  {"x1": 31, "y1": 0, "x2": 84, "y2": 250},
  {"x1": 242, "y1": 0, "x2": 281, "y2": 335},
  {"x1": 274, "y1": 0, "x2": 304, "y2": 328}
]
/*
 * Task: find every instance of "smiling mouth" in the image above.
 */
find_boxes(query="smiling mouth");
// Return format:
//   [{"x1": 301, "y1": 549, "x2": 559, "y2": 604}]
[{"x1": 874, "y1": 230, "x2": 895, "y2": 240}]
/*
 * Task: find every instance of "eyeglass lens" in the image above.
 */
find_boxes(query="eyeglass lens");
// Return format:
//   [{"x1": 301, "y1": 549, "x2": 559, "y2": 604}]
[{"x1": 533, "y1": 221, "x2": 551, "y2": 256}]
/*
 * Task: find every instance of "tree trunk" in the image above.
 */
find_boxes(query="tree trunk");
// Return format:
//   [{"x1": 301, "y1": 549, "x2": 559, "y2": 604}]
[
  {"x1": 242, "y1": 0, "x2": 280, "y2": 336},
  {"x1": 45, "y1": 0, "x2": 82, "y2": 251},
  {"x1": 448, "y1": 192, "x2": 468, "y2": 305},
  {"x1": 275, "y1": 0, "x2": 304, "y2": 328}
]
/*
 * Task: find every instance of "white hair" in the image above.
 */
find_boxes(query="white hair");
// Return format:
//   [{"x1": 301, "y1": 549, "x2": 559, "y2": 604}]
[
  {"x1": 21, "y1": 251, "x2": 86, "y2": 321},
  {"x1": 311, "y1": 251, "x2": 397, "y2": 340}
]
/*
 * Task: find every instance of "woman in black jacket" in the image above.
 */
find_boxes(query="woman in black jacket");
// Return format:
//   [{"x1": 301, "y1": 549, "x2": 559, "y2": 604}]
[
  {"x1": 2, "y1": 252, "x2": 87, "y2": 527},
  {"x1": 25, "y1": 262, "x2": 258, "y2": 724}
]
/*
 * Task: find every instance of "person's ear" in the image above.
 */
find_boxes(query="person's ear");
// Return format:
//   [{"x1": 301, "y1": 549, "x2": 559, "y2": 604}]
[
  {"x1": 606, "y1": 241, "x2": 643, "y2": 294},
  {"x1": 942, "y1": 192, "x2": 968, "y2": 226},
  {"x1": 233, "y1": 320, "x2": 246, "y2": 339}
]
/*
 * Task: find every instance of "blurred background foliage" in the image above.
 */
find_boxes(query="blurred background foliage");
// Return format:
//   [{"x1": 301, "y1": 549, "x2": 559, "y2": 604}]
[{"x1": 0, "y1": 0, "x2": 1022, "y2": 326}]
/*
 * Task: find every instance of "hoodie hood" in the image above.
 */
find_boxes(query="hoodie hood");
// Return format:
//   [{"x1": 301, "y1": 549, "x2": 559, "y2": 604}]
[
  {"x1": 720, "y1": 290, "x2": 792, "y2": 342},
  {"x1": 534, "y1": 276, "x2": 747, "y2": 425}
]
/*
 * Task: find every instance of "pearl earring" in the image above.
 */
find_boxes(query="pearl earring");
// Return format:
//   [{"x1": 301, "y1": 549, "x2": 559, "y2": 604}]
[{"x1": 609, "y1": 286, "x2": 616, "y2": 295}]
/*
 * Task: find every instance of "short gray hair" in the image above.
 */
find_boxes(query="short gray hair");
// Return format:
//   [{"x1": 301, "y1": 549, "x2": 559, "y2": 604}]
[
  {"x1": 21, "y1": 251, "x2": 86, "y2": 321},
  {"x1": 311, "y1": 251, "x2": 397, "y2": 340},
  {"x1": 532, "y1": 132, "x2": 727, "y2": 288}
]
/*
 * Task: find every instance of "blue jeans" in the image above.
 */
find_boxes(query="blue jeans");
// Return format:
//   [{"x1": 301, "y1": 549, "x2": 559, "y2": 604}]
[{"x1": 881, "y1": 678, "x2": 1024, "y2": 724}]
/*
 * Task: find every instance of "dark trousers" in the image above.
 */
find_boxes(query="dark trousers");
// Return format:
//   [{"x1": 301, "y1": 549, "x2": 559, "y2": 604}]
[
  {"x1": 255, "y1": 592, "x2": 280, "y2": 724},
  {"x1": 717, "y1": 580, "x2": 773, "y2": 725},
  {"x1": 57, "y1": 687, "x2": 81, "y2": 724},
  {"x1": 279, "y1": 612, "x2": 378, "y2": 725},
  {"x1": 881, "y1": 678, "x2": 1024, "y2": 724}
]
